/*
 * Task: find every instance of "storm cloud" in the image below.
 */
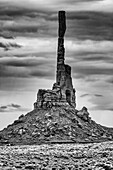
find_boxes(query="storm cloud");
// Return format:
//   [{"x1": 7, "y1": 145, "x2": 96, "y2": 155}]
[
  {"x1": 67, "y1": 12, "x2": 113, "y2": 40},
  {"x1": 0, "y1": 10, "x2": 113, "y2": 40},
  {"x1": 0, "y1": 55, "x2": 55, "y2": 79}
]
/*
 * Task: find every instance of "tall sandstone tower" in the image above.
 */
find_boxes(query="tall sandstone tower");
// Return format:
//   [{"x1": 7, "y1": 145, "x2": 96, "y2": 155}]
[
  {"x1": 56, "y1": 11, "x2": 76, "y2": 106},
  {"x1": 1, "y1": 11, "x2": 113, "y2": 147},
  {"x1": 34, "y1": 11, "x2": 76, "y2": 108}
]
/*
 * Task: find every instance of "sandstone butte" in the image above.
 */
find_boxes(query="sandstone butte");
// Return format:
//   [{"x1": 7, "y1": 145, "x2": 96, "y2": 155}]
[{"x1": 0, "y1": 11, "x2": 113, "y2": 145}]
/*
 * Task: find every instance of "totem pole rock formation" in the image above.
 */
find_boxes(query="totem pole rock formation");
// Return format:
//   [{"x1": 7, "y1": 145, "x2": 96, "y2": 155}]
[
  {"x1": 34, "y1": 11, "x2": 76, "y2": 109},
  {"x1": 1, "y1": 11, "x2": 113, "y2": 146},
  {"x1": 56, "y1": 11, "x2": 76, "y2": 107}
]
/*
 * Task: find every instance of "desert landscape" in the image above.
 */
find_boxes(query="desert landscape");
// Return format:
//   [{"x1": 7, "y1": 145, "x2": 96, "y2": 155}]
[
  {"x1": 0, "y1": 2, "x2": 113, "y2": 170},
  {"x1": 0, "y1": 142, "x2": 113, "y2": 170}
]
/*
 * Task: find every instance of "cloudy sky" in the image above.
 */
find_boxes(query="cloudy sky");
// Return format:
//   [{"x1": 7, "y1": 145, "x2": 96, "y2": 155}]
[{"x1": 0, "y1": 0, "x2": 113, "y2": 130}]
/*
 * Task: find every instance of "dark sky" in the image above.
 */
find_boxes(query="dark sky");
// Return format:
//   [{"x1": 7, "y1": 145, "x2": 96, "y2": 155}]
[{"x1": 0, "y1": 0, "x2": 113, "y2": 129}]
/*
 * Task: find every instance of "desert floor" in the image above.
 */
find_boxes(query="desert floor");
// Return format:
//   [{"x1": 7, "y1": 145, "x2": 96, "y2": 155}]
[{"x1": 0, "y1": 141, "x2": 113, "y2": 170}]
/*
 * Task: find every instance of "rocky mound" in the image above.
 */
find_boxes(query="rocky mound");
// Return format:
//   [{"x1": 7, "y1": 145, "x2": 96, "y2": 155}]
[{"x1": 0, "y1": 105, "x2": 113, "y2": 145}]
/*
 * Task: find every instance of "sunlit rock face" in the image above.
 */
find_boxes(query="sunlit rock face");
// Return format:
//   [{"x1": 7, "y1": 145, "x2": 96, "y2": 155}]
[{"x1": 34, "y1": 11, "x2": 76, "y2": 109}]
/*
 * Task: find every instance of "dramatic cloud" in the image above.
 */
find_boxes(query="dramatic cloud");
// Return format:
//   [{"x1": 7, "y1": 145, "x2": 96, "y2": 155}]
[
  {"x1": 0, "y1": 55, "x2": 55, "y2": 79},
  {"x1": 0, "y1": 38, "x2": 113, "y2": 82},
  {"x1": 0, "y1": 10, "x2": 113, "y2": 40},
  {"x1": 67, "y1": 12, "x2": 113, "y2": 40}
]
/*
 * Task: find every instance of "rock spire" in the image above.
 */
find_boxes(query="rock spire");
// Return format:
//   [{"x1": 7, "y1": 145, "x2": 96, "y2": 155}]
[
  {"x1": 34, "y1": 11, "x2": 76, "y2": 109},
  {"x1": 0, "y1": 11, "x2": 113, "y2": 146},
  {"x1": 56, "y1": 11, "x2": 76, "y2": 107}
]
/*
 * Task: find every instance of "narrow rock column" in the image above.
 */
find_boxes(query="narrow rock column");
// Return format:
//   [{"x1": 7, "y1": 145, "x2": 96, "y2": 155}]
[{"x1": 56, "y1": 11, "x2": 66, "y2": 84}]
